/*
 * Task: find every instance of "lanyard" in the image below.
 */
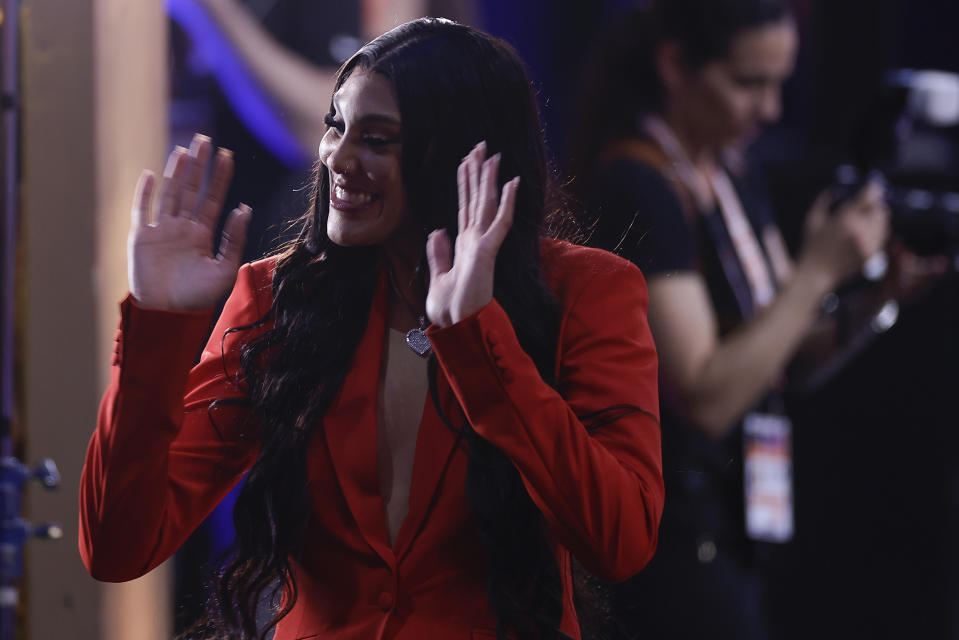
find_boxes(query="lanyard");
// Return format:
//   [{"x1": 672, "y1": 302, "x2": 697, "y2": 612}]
[
  {"x1": 709, "y1": 169, "x2": 776, "y2": 308},
  {"x1": 641, "y1": 115, "x2": 779, "y2": 315}
]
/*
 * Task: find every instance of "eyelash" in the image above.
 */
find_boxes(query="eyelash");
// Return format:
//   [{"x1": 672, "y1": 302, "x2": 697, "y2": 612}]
[
  {"x1": 324, "y1": 112, "x2": 392, "y2": 147},
  {"x1": 324, "y1": 113, "x2": 343, "y2": 132}
]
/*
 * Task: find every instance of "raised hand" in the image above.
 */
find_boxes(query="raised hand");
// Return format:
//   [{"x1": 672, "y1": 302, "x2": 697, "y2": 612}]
[
  {"x1": 426, "y1": 141, "x2": 520, "y2": 327},
  {"x1": 799, "y1": 180, "x2": 890, "y2": 290},
  {"x1": 426, "y1": 142, "x2": 519, "y2": 327},
  {"x1": 128, "y1": 134, "x2": 252, "y2": 311}
]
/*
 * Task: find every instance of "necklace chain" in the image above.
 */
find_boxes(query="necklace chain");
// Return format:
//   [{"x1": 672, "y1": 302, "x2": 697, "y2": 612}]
[
  {"x1": 386, "y1": 264, "x2": 426, "y2": 328},
  {"x1": 386, "y1": 264, "x2": 432, "y2": 357}
]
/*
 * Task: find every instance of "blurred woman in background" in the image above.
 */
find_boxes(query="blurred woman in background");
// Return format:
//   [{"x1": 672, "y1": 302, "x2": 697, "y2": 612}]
[{"x1": 569, "y1": 1, "x2": 889, "y2": 637}]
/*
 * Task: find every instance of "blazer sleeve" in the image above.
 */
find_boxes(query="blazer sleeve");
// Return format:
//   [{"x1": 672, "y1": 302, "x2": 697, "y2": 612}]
[
  {"x1": 79, "y1": 263, "x2": 267, "y2": 582},
  {"x1": 427, "y1": 258, "x2": 664, "y2": 581}
]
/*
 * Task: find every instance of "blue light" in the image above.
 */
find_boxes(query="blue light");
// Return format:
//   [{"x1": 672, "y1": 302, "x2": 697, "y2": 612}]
[{"x1": 167, "y1": 0, "x2": 313, "y2": 169}]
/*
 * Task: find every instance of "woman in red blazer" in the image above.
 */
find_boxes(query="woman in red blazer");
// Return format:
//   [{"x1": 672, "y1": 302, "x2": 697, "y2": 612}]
[{"x1": 79, "y1": 18, "x2": 664, "y2": 640}]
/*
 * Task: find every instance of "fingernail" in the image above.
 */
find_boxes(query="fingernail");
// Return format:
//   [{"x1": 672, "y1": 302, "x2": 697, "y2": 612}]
[
  {"x1": 238, "y1": 203, "x2": 252, "y2": 214},
  {"x1": 164, "y1": 147, "x2": 187, "y2": 176},
  {"x1": 190, "y1": 134, "x2": 210, "y2": 153},
  {"x1": 217, "y1": 147, "x2": 234, "y2": 159},
  {"x1": 491, "y1": 152, "x2": 502, "y2": 163}
]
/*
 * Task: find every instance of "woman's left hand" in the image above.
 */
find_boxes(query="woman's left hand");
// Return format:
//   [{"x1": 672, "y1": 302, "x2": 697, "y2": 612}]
[{"x1": 426, "y1": 141, "x2": 520, "y2": 327}]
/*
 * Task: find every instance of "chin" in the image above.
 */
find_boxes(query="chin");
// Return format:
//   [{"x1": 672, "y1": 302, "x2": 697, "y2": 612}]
[
  {"x1": 327, "y1": 210, "x2": 358, "y2": 246},
  {"x1": 327, "y1": 218, "x2": 382, "y2": 247},
  {"x1": 328, "y1": 229, "x2": 374, "y2": 247}
]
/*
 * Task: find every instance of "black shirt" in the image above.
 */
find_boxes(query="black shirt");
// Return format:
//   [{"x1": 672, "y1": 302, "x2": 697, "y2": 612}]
[{"x1": 585, "y1": 150, "x2": 782, "y2": 559}]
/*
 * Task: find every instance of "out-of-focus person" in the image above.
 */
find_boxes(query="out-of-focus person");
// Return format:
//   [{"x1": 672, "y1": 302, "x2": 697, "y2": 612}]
[{"x1": 567, "y1": 0, "x2": 894, "y2": 637}]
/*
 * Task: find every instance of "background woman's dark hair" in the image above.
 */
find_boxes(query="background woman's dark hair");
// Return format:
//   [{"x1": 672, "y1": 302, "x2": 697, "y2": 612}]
[
  {"x1": 566, "y1": 0, "x2": 790, "y2": 194},
  {"x1": 198, "y1": 17, "x2": 578, "y2": 640}
]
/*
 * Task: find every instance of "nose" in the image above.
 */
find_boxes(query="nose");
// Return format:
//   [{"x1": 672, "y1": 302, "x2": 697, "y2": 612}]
[{"x1": 321, "y1": 136, "x2": 357, "y2": 175}]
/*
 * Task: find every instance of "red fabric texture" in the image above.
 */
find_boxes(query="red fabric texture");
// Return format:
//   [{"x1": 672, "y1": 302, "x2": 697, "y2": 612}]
[{"x1": 79, "y1": 239, "x2": 664, "y2": 640}]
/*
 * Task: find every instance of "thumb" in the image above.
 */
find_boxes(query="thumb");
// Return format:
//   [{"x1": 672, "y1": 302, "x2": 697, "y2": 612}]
[
  {"x1": 132, "y1": 170, "x2": 155, "y2": 229},
  {"x1": 805, "y1": 189, "x2": 831, "y2": 233},
  {"x1": 850, "y1": 177, "x2": 886, "y2": 212},
  {"x1": 426, "y1": 229, "x2": 452, "y2": 282},
  {"x1": 217, "y1": 203, "x2": 252, "y2": 264}
]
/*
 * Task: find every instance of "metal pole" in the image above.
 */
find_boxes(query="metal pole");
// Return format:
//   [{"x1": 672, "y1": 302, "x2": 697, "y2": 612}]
[
  {"x1": 1, "y1": 0, "x2": 19, "y2": 453},
  {"x1": 0, "y1": 6, "x2": 62, "y2": 640},
  {"x1": 0, "y1": 4, "x2": 22, "y2": 634}
]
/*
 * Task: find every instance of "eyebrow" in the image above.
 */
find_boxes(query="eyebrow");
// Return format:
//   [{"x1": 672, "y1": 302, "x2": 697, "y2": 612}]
[
  {"x1": 330, "y1": 99, "x2": 401, "y2": 126},
  {"x1": 356, "y1": 114, "x2": 402, "y2": 126}
]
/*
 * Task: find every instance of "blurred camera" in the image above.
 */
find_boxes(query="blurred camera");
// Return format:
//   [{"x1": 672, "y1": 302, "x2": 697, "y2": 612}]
[
  {"x1": 833, "y1": 69, "x2": 959, "y2": 257},
  {"x1": 832, "y1": 165, "x2": 959, "y2": 257}
]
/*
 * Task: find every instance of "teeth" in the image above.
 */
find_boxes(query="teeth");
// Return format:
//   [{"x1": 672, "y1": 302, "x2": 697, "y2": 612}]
[{"x1": 334, "y1": 185, "x2": 374, "y2": 205}]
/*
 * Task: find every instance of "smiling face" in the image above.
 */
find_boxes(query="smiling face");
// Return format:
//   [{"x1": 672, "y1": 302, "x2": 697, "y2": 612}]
[
  {"x1": 319, "y1": 70, "x2": 415, "y2": 250},
  {"x1": 671, "y1": 18, "x2": 798, "y2": 149}
]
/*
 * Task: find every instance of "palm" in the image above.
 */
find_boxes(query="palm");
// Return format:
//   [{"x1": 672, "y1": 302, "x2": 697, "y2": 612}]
[
  {"x1": 132, "y1": 215, "x2": 239, "y2": 310},
  {"x1": 426, "y1": 142, "x2": 519, "y2": 326},
  {"x1": 129, "y1": 135, "x2": 251, "y2": 311}
]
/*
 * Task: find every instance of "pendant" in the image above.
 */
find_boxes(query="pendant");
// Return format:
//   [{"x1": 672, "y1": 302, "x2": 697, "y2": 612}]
[{"x1": 405, "y1": 327, "x2": 432, "y2": 357}]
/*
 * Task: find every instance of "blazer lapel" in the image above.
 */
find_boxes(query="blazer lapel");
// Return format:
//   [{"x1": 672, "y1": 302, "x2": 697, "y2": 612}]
[
  {"x1": 323, "y1": 267, "x2": 393, "y2": 564},
  {"x1": 322, "y1": 264, "x2": 466, "y2": 563},
  {"x1": 393, "y1": 366, "x2": 463, "y2": 559}
]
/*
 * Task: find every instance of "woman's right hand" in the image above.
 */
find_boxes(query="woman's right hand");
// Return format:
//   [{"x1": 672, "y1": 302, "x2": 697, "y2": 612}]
[
  {"x1": 128, "y1": 134, "x2": 252, "y2": 311},
  {"x1": 797, "y1": 180, "x2": 890, "y2": 291}
]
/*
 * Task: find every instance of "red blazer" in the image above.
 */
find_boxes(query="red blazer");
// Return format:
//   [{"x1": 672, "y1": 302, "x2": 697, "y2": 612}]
[{"x1": 79, "y1": 239, "x2": 664, "y2": 640}]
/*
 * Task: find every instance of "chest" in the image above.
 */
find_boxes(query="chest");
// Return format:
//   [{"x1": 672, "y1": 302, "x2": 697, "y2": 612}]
[{"x1": 376, "y1": 330, "x2": 430, "y2": 542}]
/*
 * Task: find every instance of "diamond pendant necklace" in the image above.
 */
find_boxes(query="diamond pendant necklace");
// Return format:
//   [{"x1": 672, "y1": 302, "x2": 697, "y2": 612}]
[{"x1": 386, "y1": 265, "x2": 432, "y2": 358}]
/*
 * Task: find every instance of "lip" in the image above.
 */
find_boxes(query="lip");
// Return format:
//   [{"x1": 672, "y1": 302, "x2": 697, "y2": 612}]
[{"x1": 329, "y1": 183, "x2": 380, "y2": 213}]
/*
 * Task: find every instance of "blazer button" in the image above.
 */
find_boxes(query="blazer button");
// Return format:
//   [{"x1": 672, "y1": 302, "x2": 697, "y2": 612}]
[
  {"x1": 490, "y1": 343, "x2": 506, "y2": 359},
  {"x1": 377, "y1": 590, "x2": 394, "y2": 611},
  {"x1": 486, "y1": 329, "x2": 501, "y2": 346}
]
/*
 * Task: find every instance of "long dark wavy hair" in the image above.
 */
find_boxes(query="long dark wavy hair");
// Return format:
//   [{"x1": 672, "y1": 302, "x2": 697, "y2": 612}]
[
  {"x1": 566, "y1": 0, "x2": 790, "y2": 193},
  {"x1": 195, "y1": 18, "x2": 581, "y2": 640}
]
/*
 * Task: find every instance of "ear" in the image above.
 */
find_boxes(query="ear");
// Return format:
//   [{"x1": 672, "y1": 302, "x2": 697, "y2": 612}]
[{"x1": 655, "y1": 41, "x2": 687, "y2": 97}]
